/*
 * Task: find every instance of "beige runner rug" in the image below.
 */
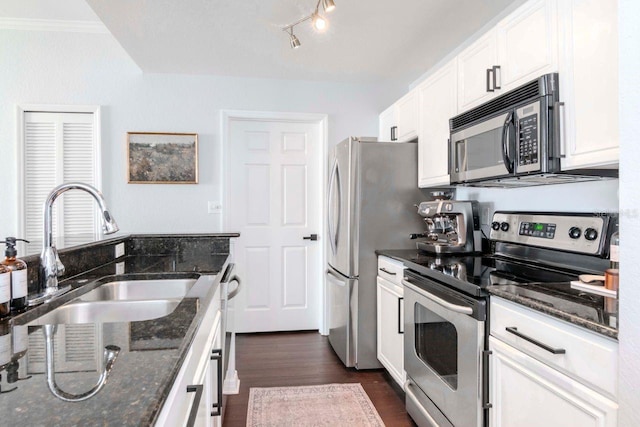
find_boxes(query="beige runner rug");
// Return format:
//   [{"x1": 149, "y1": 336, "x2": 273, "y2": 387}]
[{"x1": 246, "y1": 383, "x2": 385, "y2": 427}]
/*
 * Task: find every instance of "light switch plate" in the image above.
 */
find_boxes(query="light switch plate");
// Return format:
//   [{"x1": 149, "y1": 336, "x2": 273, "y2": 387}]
[
  {"x1": 115, "y1": 242, "x2": 125, "y2": 258},
  {"x1": 208, "y1": 201, "x2": 222, "y2": 214}
]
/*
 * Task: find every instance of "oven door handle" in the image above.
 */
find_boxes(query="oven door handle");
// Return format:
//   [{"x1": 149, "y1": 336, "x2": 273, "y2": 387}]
[{"x1": 402, "y1": 279, "x2": 473, "y2": 315}]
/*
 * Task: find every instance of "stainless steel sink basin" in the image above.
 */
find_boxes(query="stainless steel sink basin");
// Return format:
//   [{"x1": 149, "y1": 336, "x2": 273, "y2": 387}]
[
  {"x1": 29, "y1": 299, "x2": 181, "y2": 325},
  {"x1": 78, "y1": 278, "x2": 197, "y2": 302}
]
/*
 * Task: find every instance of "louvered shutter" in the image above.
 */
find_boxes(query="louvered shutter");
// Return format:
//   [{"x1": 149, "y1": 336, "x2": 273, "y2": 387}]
[
  {"x1": 23, "y1": 112, "x2": 98, "y2": 242},
  {"x1": 24, "y1": 118, "x2": 58, "y2": 242}
]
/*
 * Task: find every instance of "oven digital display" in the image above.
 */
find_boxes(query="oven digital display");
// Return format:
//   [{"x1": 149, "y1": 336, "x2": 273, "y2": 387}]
[{"x1": 519, "y1": 222, "x2": 556, "y2": 239}]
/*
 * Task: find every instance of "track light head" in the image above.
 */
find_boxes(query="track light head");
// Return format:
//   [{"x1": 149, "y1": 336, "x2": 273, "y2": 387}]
[
  {"x1": 312, "y1": 12, "x2": 327, "y2": 31},
  {"x1": 322, "y1": 0, "x2": 336, "y2": 12},
  {"x1": 289, "y1": 32, "x2": 301, "y2": 49}
]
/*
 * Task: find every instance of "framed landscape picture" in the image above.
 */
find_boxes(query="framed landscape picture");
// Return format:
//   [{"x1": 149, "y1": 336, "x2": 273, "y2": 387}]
[{"x1": 127, "y1": 132, "x2": 198, "y2": 184}]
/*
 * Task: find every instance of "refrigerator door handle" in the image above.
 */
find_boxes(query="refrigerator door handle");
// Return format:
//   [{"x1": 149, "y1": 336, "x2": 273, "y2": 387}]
[
  {"x1": 327, "y1": 159, "x2": 338, "y2": 255},
  {"x1": 328, "y1": 158, "x2": 342, "y2": 256}
]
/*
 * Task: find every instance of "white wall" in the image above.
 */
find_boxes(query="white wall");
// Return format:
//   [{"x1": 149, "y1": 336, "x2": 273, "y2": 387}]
[
  {"x1": 617, "y1": 0, "x2": 640, "y2": 424},
  {"x1": 0, "y1": 29, "x2": 396, "y2": 238}
]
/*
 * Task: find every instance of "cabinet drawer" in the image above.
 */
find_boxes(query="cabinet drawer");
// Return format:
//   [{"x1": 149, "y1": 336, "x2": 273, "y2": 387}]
[
  {"x1": 490, "y1": 297, "x2": 618, "y2": 399},
  {"x1": 377, "y1": 256, "x2": 405, "y2": 285}
]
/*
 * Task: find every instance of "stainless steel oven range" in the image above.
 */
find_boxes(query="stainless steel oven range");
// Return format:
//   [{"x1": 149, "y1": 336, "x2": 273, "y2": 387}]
[{"x1": 400, "y1": 211, "x2": 616, "y2": 427}]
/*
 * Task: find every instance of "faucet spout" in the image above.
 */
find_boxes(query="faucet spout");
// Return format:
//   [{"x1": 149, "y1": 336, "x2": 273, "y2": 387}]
[
  {"x1": 43, "y1": 325, "x2": 120, "y2": 402},
  {"x1": 29, "y1": 182, "x2": 119, "y2": 307}
]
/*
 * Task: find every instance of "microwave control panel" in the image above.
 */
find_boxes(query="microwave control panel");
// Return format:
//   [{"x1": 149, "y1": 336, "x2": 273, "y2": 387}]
[
  {"x1": 515, "y1": 101, "x2": 542, "y2": 173},
  {"x1": 518, "y1": 114, "x2": 538, "y2": 166}
]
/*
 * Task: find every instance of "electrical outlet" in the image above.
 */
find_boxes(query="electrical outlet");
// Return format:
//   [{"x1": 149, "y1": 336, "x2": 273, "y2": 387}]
[
  {"x1": 481, "y1": 207, "x2": 491, "y2": 225},
  {"x1": 115, "y1": 242, "x2": 125, "y2": 258},
  {"x1": 115, "y1": 262, "x2": 125, "y2": 275},
  {"x1": 208, "y1": 201, "x2": 222, "y2": 214}
]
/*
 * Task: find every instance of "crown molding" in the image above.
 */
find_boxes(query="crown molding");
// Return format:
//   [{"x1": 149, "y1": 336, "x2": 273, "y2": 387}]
[{"x1": 0, "y1": 17, "x2": 109, "y2": 34}]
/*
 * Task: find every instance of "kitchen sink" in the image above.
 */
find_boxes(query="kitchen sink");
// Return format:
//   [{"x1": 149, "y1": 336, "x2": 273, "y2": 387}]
[
  {"x1": 78, "y1": 278, "x2": 197, "y2": 302},
  {"x1": 29, "y1": 299, "x2": 181, "y2": 325}
]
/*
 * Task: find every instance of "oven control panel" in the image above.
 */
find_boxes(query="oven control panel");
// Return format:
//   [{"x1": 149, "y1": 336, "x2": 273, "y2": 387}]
[{"x1": 490, "y1": 212, "x2": 608, "y2": 255}]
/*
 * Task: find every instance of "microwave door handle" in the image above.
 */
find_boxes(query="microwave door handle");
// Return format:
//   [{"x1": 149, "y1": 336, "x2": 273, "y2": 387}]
[
  {"x1": 501, "y1": 112, "x2": 515, "y2": 173},
  {"x1": 553, "y1": 101, "x2": 566, "y2": 158}
]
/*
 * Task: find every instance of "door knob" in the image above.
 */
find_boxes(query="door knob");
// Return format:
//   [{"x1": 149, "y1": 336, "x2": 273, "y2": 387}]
[{"x1": 303, "y1": 234, "x2": 318, "y2": 241}]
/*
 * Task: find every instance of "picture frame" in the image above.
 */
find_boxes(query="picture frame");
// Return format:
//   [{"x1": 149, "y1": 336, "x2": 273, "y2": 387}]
[{"x1": 127, "y1": 132, "x2": 198, "y2": 184}]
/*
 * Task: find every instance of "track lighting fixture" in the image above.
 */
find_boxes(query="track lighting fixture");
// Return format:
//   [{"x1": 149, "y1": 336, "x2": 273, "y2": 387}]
[
  {"x1": 289, "y1": 30, "x2": 301, "y2": 49},
  {"x1": 323, "y1": 0, "x2": 336, "y2": 13},
  {"x1": 282, "y1": 0, "x2": 337, "y2": 49}
]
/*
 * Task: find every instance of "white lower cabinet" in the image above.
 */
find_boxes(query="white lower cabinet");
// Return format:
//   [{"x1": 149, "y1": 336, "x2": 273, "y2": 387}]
[
  {"x1": 155, "y1": 282, "x2": 223, "y2": 427},
  {"x1": 489, "y1": 297, "x2": 618, "y2": 427},
  {"x1": 376, "y1": 256, "x2": 405, "y2": 386},
  {"x1": 489, "y1": 337, "x2": 617, "y2": 427}
]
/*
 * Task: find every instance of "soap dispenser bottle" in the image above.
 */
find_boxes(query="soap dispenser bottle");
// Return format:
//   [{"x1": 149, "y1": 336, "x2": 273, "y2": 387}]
[{"x1": 0, "y1": 238, "x2": 29, "y2": 312}]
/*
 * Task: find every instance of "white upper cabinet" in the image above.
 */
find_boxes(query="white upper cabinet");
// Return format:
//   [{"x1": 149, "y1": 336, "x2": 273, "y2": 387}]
[
  {"x1": 557, "y1": 0, "x2": 619, "y2": 169},
  {"x1": 418, "y1": 59, "x2": 457, "y2": 188},
  {"x1": 496, "y1": 0, "x2": 558, "y2": 91},
  {"x1": 378, "y1": 0, "x2": 618, "y2": 186},
  {"x1": 378, "y1": 104, "x2": 397, "y2": 142},
  {"x1": 378, "y1": 91, "x2": 418, "y2": 142},
  {"x1": 395, "y1": 90, "x2": 419, "y2": 142},
  {"x1": 457, "y1": 30, "x2": 499, "y2": 112},
  {"x1": 458, "y1": 0, "x2": 558, "y2": 112}
]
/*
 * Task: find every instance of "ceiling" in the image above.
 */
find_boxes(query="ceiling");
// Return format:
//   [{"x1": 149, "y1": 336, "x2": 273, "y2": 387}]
[{"x1": 5, "y1": 0, "x2": 523, "y2": 85}]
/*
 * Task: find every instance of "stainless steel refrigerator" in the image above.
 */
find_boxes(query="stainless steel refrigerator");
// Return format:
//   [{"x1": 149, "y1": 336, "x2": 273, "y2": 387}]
[{"x1": 326, "y1": 136, "x2": 428, "y2": 369}]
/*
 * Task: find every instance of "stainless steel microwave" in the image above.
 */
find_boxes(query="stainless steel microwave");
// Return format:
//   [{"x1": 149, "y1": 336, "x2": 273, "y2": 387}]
[{"x1": 449, "y1": 73, "x2": 562, "y2": 185}]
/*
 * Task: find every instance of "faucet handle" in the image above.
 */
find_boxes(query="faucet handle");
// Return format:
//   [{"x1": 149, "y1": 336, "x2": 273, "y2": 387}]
[
  {"x1": 55, "y1": 250, "x2": 65, "y2": 275},
  {"x1": 42, "y1": 246, "x2": 65, "y2": 277}
]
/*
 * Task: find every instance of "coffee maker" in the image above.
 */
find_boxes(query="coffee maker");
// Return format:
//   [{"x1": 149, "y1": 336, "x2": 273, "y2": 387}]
[{"x1": 410, "y1": 192, "x2": 482, "y2": 254}]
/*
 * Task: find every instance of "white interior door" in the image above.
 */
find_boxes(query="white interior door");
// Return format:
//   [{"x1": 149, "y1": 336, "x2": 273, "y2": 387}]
[{"x1": 226, "y1": 116, "x2": 323, "y2": 333}]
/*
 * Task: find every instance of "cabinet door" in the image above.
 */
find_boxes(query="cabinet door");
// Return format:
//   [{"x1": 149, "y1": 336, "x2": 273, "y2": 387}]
[
  {"x1": 497, "y1": 0, "x2": 558, "y2": 92},
  {"x1": 457, "y1": 30, "x2": 499, "y2": 111},
  {"x1": 379, "y1": 105, "x2": 397, "y2": 142},
  {"x1": 418, "y1": 59, "x2": 457, "y2": 188},
  {"x1": 558, "y1": 0, "x2": 619, "y2": 169},
  {"x1": 489, "y1": 337, "x2": 617, "y2": 427},
  {"x1": 376, "y1": 276, "x2": 404, "y2": 386},
  {"x1": 396, "y1": 91, "x2": 418, "y2": 142}
]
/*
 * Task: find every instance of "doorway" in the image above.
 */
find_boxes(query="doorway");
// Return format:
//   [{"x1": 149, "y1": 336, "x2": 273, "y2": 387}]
[{"x1": 222, "y1": 111, "x2": 328, "y2": 333}]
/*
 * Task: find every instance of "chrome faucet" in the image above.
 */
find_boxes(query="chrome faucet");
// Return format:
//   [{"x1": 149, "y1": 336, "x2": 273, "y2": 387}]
[{"x1": 29, "y1": 182, "x2": 119, "y2": 306}]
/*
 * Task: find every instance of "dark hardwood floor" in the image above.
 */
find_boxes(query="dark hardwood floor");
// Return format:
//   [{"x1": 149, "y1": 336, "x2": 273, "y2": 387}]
[{"x1": 223, "y1": 331, "x2": 416, "y2": 426}]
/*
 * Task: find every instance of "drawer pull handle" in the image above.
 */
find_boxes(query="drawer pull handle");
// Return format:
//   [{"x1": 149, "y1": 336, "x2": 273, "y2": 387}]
[
  {"x1": 185, "y1": 384, "x2": 203, "y2": 427},
  {"x1": 210, "y1": 348, "x2": 223, "y2": 417},
  {"x1": 505, "y1": 327, "x2": 566, "y2": 354},
  {"x1": 379, "y1": 267, "x2": 396, "y2": 276}
]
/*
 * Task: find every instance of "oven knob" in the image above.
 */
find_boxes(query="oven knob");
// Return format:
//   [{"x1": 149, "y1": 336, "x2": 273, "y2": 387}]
[
  {"x1": 569, "y1": 227, "x2": 582, "y2": 239},
  {"x1": 491, "y1": 221, "x2": 501, "y2": 231},
  {"x1": 584, "y1": 228, "x2": 598, "y2": 241},
  {"x1": 500, "y1": 222, "x2": 510, "y2": 232}
]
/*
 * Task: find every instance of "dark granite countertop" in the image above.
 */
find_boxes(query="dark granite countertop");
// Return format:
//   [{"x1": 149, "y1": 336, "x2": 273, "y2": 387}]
[
  {"x1": 487, "y1": 286, "x2": 618, "y2": 339},
  {"x1": 0, "y1": 241, "x2": 232, "y2": 426},
  {"x1": 376, "y1": 249, "x2": 618, "y2": 339}
]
